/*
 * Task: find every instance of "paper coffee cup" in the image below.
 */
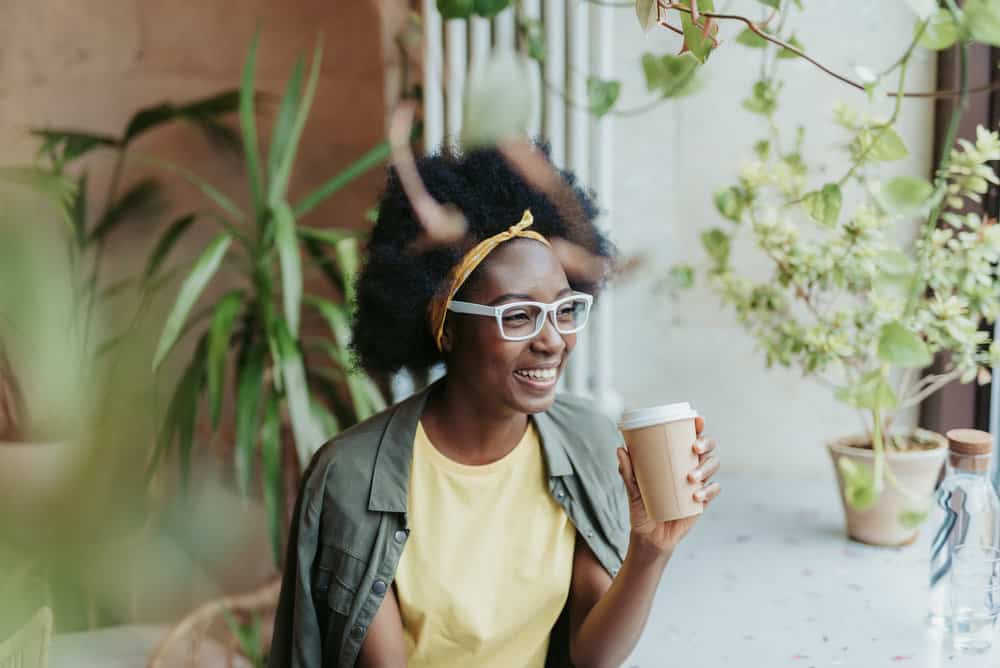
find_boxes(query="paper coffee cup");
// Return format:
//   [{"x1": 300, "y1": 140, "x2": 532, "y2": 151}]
[{"x1": 618, "y1": 403, "x2": 702, "y2": 522}]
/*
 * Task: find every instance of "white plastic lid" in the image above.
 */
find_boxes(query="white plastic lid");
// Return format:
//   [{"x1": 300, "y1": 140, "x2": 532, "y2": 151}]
[{"x1": 618, "y1": 402, "x2": 698, "y2": 431}]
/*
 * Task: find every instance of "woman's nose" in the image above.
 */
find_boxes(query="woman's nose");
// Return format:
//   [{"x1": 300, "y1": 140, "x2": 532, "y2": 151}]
[{"x1": 530, "y1": 315, "x2": 566, "y2": 353}]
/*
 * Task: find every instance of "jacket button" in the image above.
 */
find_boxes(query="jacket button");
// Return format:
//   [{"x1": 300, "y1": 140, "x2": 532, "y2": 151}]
[
  {"x1": 556, "y1": 490, "x2": 565, "y2": 499},
  {"x1": 350, "y1": 624, "x2": 365, "y2": 639},
  {"x1": 372, "y1": 580, "x2": 387, "y2": 595},
  {"x1": 586, "y1": 530, "x2": 594, "y2": 538},
  {"x1": 394, "y1": 530, "x2": 408, "y2": 543}
]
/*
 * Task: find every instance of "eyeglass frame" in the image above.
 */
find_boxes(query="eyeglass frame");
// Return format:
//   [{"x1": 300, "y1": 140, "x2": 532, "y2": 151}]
[{"x1": 446, "y1": 292, "x2": 594, "y2": 342}]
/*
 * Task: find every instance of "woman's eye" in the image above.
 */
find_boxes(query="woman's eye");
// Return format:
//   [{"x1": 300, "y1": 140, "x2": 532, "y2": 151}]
[{"x1": 502, "y1": 311, "x2": 532, "y2": 325}]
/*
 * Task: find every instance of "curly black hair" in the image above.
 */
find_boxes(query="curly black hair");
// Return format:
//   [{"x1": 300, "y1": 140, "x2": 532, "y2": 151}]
[{"x1": 350, "y1": 145, "x2": 613, "y2": 375}]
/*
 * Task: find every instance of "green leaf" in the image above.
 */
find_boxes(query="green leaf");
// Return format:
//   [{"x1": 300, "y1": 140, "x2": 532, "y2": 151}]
[
  {"x1": 274, "y1": 201, "x2": 303, "y2": 337},
  {"x1": 919, "y1": 9, "x2": 959, "y2": 50},
  {"x1": 878, "y1": 321, "x2": 932, "y2": 368},
  {"x1": 876, "y1": 176, "x2": 934, "y2": 217},
  {"x1": 122, "y1": 89, "x2": 241, "y2": 145},
  {"x1": 640, "y1": 52, "x2": 702, "y2": 98},
  {"x1": 437, "y1": 0, "x2": 474, "y2": 18},
  {"x1": 335, "y1": 238, "x2": 361, "y2": 305},
  {"x1": 268, "y1": 40, "x2": 323, "y2": 208},
  {"x1": 207, "y1": 290, "x2": 244, "y2": 427},
  {"x1": 965, "y1": 0, "x2": 1000, "y2": 46},
  {"x1": 222, "y1": 610, "x2": 263, "y2": 667},
  {"x1": 148, "y1": 338, "x2": 205, "y2": 488},
  {"x1": 863, "y1": 127, "x2": 909, "y2": 162},
  {"x1": 462, "y1": 51, "x2": 533, "y2": 148},
  {"x1": 268, "y1": 56, "x2": 305, "y2": 189},
  {"x1": 635, "y1": 0, "x2": 657, "y2": 32},
  {"x1": 700, "y1": 227, "x2": 730, "y2": 267},
  {"x1": 0, "y1": 166, "x2": 77, "y2": 226},
  {"x1": 260, "y1": 394, "x2": 284, "y2": 566},
  {"x1": 777, "y1": 34, "x2": 805, "y2": 59},
  {"x1": 899, "y1": 507, "x2": 930, "y2": 529},
  {"x1": 274, "y1": 318, "x2": 324, "y2": 467},
  {"x1": 754, "y1": 0, "x2": 780, "y2": 7},
  {"x1": 837, "y1": 369, "x2": 898, "y2": 411},
  {"x1": 736, "y1": 28, "x2": 767, "y2": 48},
  {"x1": 801, "y1": 183, "x2": 842, "y2": 227},
  {"x1": 586, "y1": 76, "x2": 621, "y2": 118},
  {"x1": 89, "y1": 178, "x2": 165, "y2": 242},
  {"x1": 153, "y1": 233, "x2": 232, "y2": 370},
  {"x1": 714, "y1": 186, "x2": 744, "y2": 222},
  {"x1": 474, "y1": 0, "x2": 510, "y2": 18},
  {"x1": 293, "y1": 141, "x2": 390, "y2": 218},
  {"x1": 680, "y1": 0, "x2": 716, "y2": 63},
  {"x1": 668, "y1": 264, "x2": 695, "y2": 290},
  {"x1": 144, "y1": 214, "x2": 197, "y2": 282},
  {"x1": 143, "y1": 156, "x2": 245, "y2": 220},
  {"x1": 240, "y1": 31, "x2": 265, "y2": 220},
  {"x1": 305, "y1": 295, "x2": 352, "y2": 350},
  {"x1": 838, "y1": 457, "x2": 878, "y2": 511},
  {"x1": 234, "y1": 341, "x2": 266, "y2": 497},
  {"x1": 72, "y1": 172, "x2": 88, "y2": 245},
  {"x1": 518, "y1": 17, "x2": 546, "y2": 61},
  {"x1": 297, "y1": 226, "x2": 360, "y2": 247},
  {"x1": 30, "y1": 130, "x2": 118, "y2": 165},
  {"x1": 742, "y1": 79, "x2": 779, "y2": 115},
  {"x1": 873, "y1": 250, "x2": 916, "y2": 299}
]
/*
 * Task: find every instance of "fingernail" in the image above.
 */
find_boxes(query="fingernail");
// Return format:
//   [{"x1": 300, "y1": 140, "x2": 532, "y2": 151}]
[{"x1": 694, "y1": 491, "x2": 705, "y2": 502}]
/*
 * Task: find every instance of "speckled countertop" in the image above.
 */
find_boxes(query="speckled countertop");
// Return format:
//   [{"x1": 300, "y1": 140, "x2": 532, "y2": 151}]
[{"x1": 625, "y1": 476, "x2": 997, "y2": 668}]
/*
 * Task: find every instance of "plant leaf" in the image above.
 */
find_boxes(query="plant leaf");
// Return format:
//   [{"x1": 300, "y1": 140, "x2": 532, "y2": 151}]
[
  {"x1": 268, "y1": 56, "x2": 305, "y2": 190},
  {"x1": 153, "y1": 233, "x2": 232, "y2": 370},
  {"x1": 876, "y1": 176, "x2": 934, "y2": 217},
  {"x1": 234, "y1": 340, "x2": 266, "y2": 497},
  {"x1": 473, "y1": 0, "x2": 510, "y2": 18},
  {"x1": 274, "y1": 318, "x2": 324, "y2": 467},
  {"x1": 274, "y1": 201, "x2": 303, "y2": 337},
  {"x1": 207, "y1": 290, "x2": 244, "y2": 427},
  {"x1": 919, "y1": 9, "x2": 959, "y2": 50},
  {"x1": 965, "y1": 0, "x2": 1000, "y2": 46},
  {"x1": 754, "y1": 0, "x2": 779, "y2": 7},
  {"x1": 635, "y1": 0, "x2": 657, "y2": 32},
  {"x1": 260, "y1": 393, "x2": 283, "y2": 566},
  {"x1": 736, "y1": 28, "x2": 767, "y2": 48},
  {"x1": 865, "y1": 127, "x2": 909, "y2": 162},
  {"x1": 714, "y1": 186, "x2": 744, "y2": 222},
  {"x1": 143, "y1": 156, "x2": 245, "y2": 220},
  {"x1": 899, "y1": 507, "x2": 930, "y2": 529},
  {"x1": 297, "y1": 226, "x2": 360, "y2": 247},
  {"x1": 461, "y1": 51, "x2": 533, "y2": 148},
  {"x1": 801, "y1": 183, "x2": 842, "y2": 227},
  {"x1": 776, "y1": 34, "x2": 805, "y2": 59},
  {"x1": 72, "y1": 172, "x2": 89, "y2": 245},
  {"x1": 700, "y1": 227, "x2": 730, "y2": 268},
  {"x1": 586, "y1": 76, "x2": 621, "y2": 118},
  {"x1": 878, "y1": 321, "x2": 932, "y2": 368},
  {"x1": 29, "y1": 130, "x2": 118, "y2": 165},
  {"x1": 437, "y1": 0, "x2": 475, "y2": 19},
  {"x1": 268, "y1": 39, "x2": 324, "y2": 207},
  {"x1": 837, "y1": 369, "x2": 898, "y2": 411},
  {"x1": 640, "y1": 52, "x2": 702, "y2": 98},
  {"x1": 89, "y1": 178, "x2": 165, "y2": 243},
  {"x1": 144, "y1": 214, "x2": 197, "y2": 282},
  {"x1": 680, "y1": 0, "x2": 716, "y2": 64},
  {"x1": 293, "y1": 141, "x2": 390, "y2": 218},
  {"x1": 668, "y1": 264, "x2": 695, "y2": 290},
  {"x1": 0, "y1": 167, "x2": 77, "y2": 218},
  {"x1": 240, "y1": 30, "x2": 266, "y2": 220},
  {"x1": 335, "y1": 238, "x2": 361, "y2": 305},
  {"x1": 122, "y1": 89, "x2": 241, "y2": 145},
  {"x1": 838, "y1": 457, "x2": 877, "y2": 511}
]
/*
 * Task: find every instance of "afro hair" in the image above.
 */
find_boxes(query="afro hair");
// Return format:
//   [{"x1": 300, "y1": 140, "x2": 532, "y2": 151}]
[{"x1": 350, "y1": 145, "x2": 613, "y2": 376}]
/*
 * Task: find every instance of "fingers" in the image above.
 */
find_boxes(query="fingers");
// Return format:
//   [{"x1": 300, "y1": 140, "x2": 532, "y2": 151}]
[
  {"x1": 688, "y1": 454, "x2": 720, "y2": 484},
  {"x1": 693, "y1": 436, "x2": 716, "y2": 458},
  {"x1": 694, "y1": 481, "x2": 721, "y2": 504},
  {"x1": 695, "y1": 416, "x2": 705, "y2": 436},
  {"x1": 616, "y1": 447, "x2": 642, "y2": 503}
]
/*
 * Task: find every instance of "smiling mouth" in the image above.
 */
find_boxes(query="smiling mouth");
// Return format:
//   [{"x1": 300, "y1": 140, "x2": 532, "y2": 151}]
[{"x1": 513, "y1": 367, "x2": 559, "y2": 386}]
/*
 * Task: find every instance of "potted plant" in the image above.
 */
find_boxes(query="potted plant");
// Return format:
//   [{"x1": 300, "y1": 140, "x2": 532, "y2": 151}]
[{"x1": 665, "y1": 1, "x2": 1000, "y2": 545}]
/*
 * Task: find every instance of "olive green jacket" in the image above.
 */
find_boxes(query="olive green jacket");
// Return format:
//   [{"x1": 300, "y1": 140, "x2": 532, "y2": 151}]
[{"x1": 268, "y1": 380, "x2": 630, "y2": 668}]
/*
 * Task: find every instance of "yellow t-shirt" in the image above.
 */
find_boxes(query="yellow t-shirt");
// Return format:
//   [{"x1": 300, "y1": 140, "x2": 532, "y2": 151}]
[{"x1": 394, "y1": 420, "x2": 577, "y2": 667}]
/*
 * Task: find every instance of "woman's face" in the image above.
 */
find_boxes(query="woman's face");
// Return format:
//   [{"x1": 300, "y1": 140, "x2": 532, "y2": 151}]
[{"x1": 443, "y1": 238, "x2": 577, "y2": 416}]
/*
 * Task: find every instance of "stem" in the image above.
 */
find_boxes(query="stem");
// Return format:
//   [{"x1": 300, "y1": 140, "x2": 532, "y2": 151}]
[{"x1": 872, "y1": 406, "x2": 885, "y2": 493}]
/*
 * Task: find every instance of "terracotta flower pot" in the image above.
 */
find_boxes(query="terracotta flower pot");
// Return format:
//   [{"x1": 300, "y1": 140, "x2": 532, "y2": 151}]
[{"x1": 827, "y1": 430, "x2": 947, "y2": 547}]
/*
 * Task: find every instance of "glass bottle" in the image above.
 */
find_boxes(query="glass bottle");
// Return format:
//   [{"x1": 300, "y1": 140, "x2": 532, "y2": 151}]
[{"x1": 928, "y1": 429, "x2": 1000, "y2": 628}]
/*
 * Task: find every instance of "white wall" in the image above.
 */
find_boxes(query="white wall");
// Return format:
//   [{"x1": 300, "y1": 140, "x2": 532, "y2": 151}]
[{"x1": 607, "y1": 1, "x2": 937, "y2": 478}]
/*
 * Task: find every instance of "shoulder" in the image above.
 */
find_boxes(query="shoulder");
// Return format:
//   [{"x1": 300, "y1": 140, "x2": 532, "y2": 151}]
[{"x1": 547, "y1": 393, "x2": 622, "y2": 453}]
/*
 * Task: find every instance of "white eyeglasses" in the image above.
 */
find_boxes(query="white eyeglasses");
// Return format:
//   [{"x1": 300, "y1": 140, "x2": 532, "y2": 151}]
[{"x1": 447, "y1": 293, "x2": 593, "y2": 341}]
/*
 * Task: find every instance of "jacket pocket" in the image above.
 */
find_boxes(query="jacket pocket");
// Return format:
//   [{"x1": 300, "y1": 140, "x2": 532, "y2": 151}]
[{"x1": 314, "y1": 542, "x2": 366, "y2": 614}]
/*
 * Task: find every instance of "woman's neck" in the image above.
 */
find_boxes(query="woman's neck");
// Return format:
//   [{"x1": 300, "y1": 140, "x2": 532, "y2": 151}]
[{"x1": 421, "y1": 376, "x2": 529, "y2": 466}]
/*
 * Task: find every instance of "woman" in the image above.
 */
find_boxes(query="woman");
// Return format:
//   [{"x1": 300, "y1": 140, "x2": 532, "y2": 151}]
[{"x1": 269, "y1": 147, "x2": 720, "y2": 668}]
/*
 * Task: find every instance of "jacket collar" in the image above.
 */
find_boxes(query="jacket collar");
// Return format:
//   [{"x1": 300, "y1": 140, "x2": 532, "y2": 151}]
[{"x1": 368, "y1": 378, "x2": 574, "y2": 513}]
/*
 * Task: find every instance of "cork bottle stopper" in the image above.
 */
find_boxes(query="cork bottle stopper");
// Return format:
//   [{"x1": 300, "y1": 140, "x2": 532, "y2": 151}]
[{"x1": 946, "y1": 428, "x2": 993, "y2": 473}]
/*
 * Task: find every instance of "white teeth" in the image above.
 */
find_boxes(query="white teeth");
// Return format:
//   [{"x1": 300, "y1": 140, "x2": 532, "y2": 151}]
[{"x1": 515, "y1": 368, "x2": 557, "y2": 381}]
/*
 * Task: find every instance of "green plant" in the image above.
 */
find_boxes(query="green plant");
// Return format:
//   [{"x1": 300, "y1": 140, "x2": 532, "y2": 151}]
[
  {"x1": 669, "y1": 1, "x2": 1000, "y2": 524},
  {"x1": 147, "y1": 34, "x2": 391, "y2": 565}
]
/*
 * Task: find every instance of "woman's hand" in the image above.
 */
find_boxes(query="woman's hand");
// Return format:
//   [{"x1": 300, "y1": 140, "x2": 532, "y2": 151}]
[{"x1": 615, "y1": 417, "x2": 720, "y2": 556}]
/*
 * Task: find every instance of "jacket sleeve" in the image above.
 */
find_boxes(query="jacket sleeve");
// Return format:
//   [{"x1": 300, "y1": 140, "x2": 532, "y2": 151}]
[{"x1": 268, "y1": 453, "x2": 331, "y2": 668}]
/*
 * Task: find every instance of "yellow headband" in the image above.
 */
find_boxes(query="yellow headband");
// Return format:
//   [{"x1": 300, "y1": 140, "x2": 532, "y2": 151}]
[{"x1": 429, "y1": 209, "x2": 551, "y2": 351}]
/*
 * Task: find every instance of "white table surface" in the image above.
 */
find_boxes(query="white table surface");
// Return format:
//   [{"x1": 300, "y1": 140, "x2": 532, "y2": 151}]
[
  {"x1": 49, "y1": 475, "x2": 999, "y2": 668},
  {"x1": 625, "y1": 475, "x2": 998, "y2": 668}
]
